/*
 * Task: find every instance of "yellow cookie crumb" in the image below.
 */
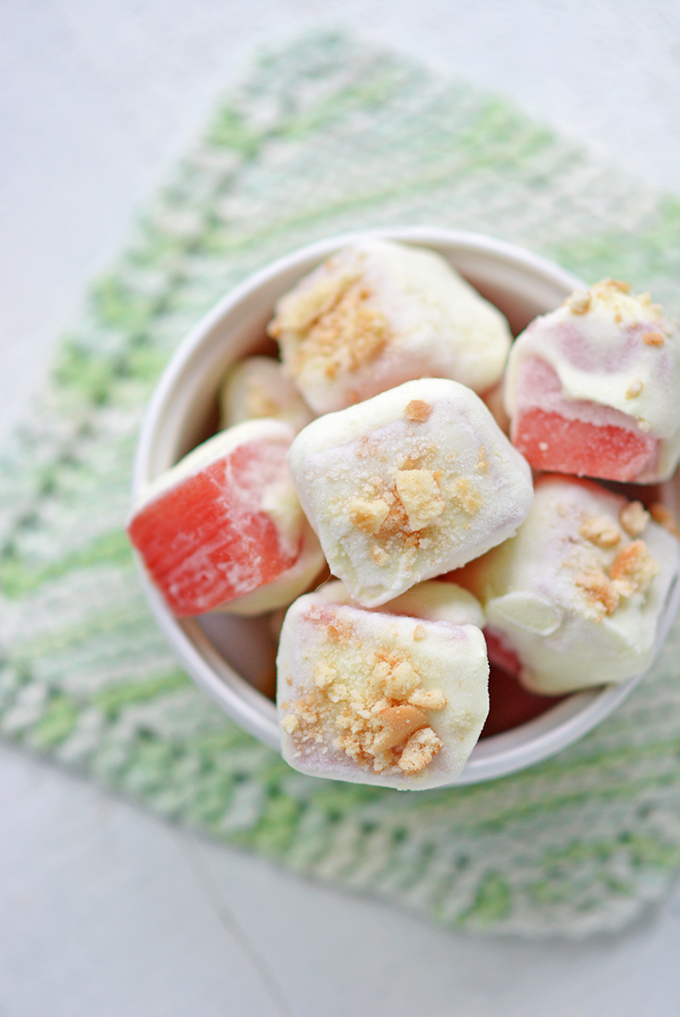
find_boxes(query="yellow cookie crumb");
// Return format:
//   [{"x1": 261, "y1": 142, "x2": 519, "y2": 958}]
[
  {"x1": 395, "y1": 469, "x2": 445, "y2": 531},
  {"x1": 579, "y1": 515, "x2": 621, "y2": 548}
]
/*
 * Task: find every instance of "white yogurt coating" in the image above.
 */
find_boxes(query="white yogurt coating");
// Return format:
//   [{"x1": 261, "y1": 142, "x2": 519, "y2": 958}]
[
  {"x1": 288, "y1": 378, "x2": 534, "y2": 607},
  {"x1": 277, "y1": 593, "x2": 489, "y2": 789},
  {"x1": 313, "y1": 578, "x2": 485, "y2": 628},
  {"x1": 455, "y1": 475, "x2": 679, "y2": 695},
  {"x1": 219, "y1": 355, "x2": 315, "y2": 434},
  {"x1": 504, "y1": 279, "x2": 680, "y2": 481},
  {"x1": 269, "y1": 239, "x2": 512, "y2": 413}
]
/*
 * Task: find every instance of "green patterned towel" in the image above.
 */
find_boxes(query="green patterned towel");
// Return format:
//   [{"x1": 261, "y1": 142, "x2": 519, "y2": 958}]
[{"x1": 2, "y1": 32, "x2": 679, "y2": 939}]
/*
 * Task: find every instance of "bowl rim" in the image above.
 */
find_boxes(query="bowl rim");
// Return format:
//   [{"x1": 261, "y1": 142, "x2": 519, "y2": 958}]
[{"x1": 132, "y1": 226, "x2": 678, "y2": 786}]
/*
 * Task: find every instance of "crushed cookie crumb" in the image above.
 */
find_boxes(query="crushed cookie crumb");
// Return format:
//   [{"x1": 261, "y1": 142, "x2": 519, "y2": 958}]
[
  {"x1": 270, "y1": 272, "x2": 356, "y2": 336},
  {"x1": 308, "y1": 606, "x2": 354, "y2": 643},
  {"x1": 382, "y1": 659, "x2": 421, "y2": 699},
  {"x1": 395, "y1": 469, "x2": 445, "y2": 531},
  {"x1": 451, "y1": 476, "x2": 483, "y2": 516},
  {"x1": 371, "y1": 544, "x2": 390, "y2": 566},
  {"x1": 272, "y1": 273, "x2": 391, "y2": 379},
  {"x1": 349, "y1": 496, "x2": 390, "y2": 535},
  {"x1": 579, "y1": 515, "x2": 621, "y2": 548},
  {"x1": 398, "y1": 727, "x2": 442, "y2": 774},
  {"x1": 477, "y1": 446, "x2": 489, "y2": 472},
  {"x1": 650, "y1": 503, "x2": 679, "y2": 537},
  {"x1": 604, "y1": 279, "x2": 631, "y2": 294},
  {"x1": 626, "y1": 379, "x2": 643, "y2": 399},
  {"x1": 567, "y1": 291, "x2": 591, "y2": 314},
  {"x1": 575, "y1": 570, "x2": 620, "y2": 617},
  {"x1": 642, "y1": 330, "x2": 665, "y2": 346},
  {"x1": 324, "y1": 615, "x2": 355, "y2": 643},
  {"x1": 281, "y1": 714, "x2": 299, "y2": 734},
  {"x1": 409, "y1": 688, "x2": 447, "y2": 710},
  {"x1": 620, "y1": 501, "x2": 649, "y2": 537},
  {"x1": 413, "y1": 624, "x2": 426, "y2": 641},
  {"x1": 405, "y1": 399, "x2": 432, "y2": 422},
  {"x1": 610, "y1": 540, "x2": 659, "y2": 596}
]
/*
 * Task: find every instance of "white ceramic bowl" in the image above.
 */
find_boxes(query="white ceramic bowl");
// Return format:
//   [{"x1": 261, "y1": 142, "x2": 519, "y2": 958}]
[{"x1": 132, "y1": 227, "x2": 680, "y2": 785}]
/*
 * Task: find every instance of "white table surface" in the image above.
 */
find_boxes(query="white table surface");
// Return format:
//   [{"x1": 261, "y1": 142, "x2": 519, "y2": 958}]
[{"x1": 1, "y1": 3, "x2": 679, "y2": 1014}]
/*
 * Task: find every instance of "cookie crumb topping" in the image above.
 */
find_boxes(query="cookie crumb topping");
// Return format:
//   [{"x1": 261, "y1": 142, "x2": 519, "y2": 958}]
[
  {"x1": 567, "y1": 291, "x2": 591, "y2": 314},
  {"x1": 371, "y1": 544, "x2": 390, "y2": 566},
  {"x1": 395, "y1": 469, "x2": 446, "y2": 531},
  {"x1": 650, "y1": 503, "x2": 679, "y2": 537},
  {"x1": 271, "y1": 272, "x2": 391, "y2": 379},
  {"x1": 405, "y1": 399, "x2": 432, "y2": 422},
  {"x1": 398, "y1": 728, "x2": 443, "y2": 774},
  {"x1": 349, "y1": 496, "x2": 390, "y2": 535},
  {"x1": 610, "y1": 540, "x2": 660, "y2": 596},
  {"x1": 575, "y1": 571, "x2": 620, "y2": 617},
  {"x1": 579, "y1": 515, "x2": 621, "y2": 548},
  {"x1": 573, "y1": 520, "x2": 661, "y2": 619},
  {"x1": 281, "y1": 714, "x2": 299, "y2": 734},
  {"x1": 620, "y1": 501, "x2": 649, "y2": 537},
  {"x1": 409, "y1": 688, "x2": 447, "y2": 709}
]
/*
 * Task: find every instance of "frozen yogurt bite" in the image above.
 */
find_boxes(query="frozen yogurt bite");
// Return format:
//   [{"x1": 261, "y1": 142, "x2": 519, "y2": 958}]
[
  {"x1": 505, "y1": 279, "x2": 680, "y2": 483},
  {"x1": 277, "y1": 585, "x2": 489, "y2": 789},
  {"x1": 219, "y1": 355, "x2": 314, "y2": 434},
  {"x1": 288, "y1": 378, "x2": 534, "y2": 607},
  {"x1": 127, "y1": 419, "x2": 323, "y2": 617},
  {"x1": 451, "y1": 475, "x2": 679, "y2": 695},
  {"x1": 268, "y1": 239, "x2": 512, "y2": 413}
]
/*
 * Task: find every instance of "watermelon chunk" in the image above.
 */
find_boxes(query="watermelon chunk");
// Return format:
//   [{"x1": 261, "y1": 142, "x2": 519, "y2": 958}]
[
  {"x1": 128, "y1": 421, "x2": 302, "y2": 616},
  {"x1": 512, "y1": 406, "x2": 659, "y2": 482}
]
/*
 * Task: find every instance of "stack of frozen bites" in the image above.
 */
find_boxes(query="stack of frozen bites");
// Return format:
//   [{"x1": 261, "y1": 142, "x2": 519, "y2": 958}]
[{"x1": 127, "y1": 240, "x2": 680, "y2": 790}]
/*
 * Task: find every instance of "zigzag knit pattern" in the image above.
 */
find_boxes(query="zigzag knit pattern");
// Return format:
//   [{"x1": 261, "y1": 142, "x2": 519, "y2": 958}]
[{"x1": 1, "y1": 33, "x2": 679, "y2": 938}]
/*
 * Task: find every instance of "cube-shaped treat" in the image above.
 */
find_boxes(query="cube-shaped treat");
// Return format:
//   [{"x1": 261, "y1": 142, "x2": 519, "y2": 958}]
[
  {"x1": 288, "y1": 378, "x2": 534, "y2": 607},
  {"x1": 219, "y1": 355, "x2": 314, "y2": 434},
  {"x1": 268, "y1": 239, "x2": 512, "y2": 413},
  {"x1": 277, "y1": 591, "x2": 489, "y2": 789},
  {"x1": 127, "y1": 419, "x2": 323, "y2": 617},
  {"x1": 505, "y1": 279, "x2": 680, "y2": 483},
  {"x1": 451, "y1": 475, "x2": 679, "y2": 695}
]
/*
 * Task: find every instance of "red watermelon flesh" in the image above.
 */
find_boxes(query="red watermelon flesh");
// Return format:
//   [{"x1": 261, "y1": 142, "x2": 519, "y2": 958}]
[
  {"x1": 512, "y1": 407, "x2": 658, "y2": 481},
  {"x1": 128, "y1": 437, "x2": 299, "y2": 616},
  {"x1": 510, "y1": 356, "x2": 659, "y2": 481}
]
